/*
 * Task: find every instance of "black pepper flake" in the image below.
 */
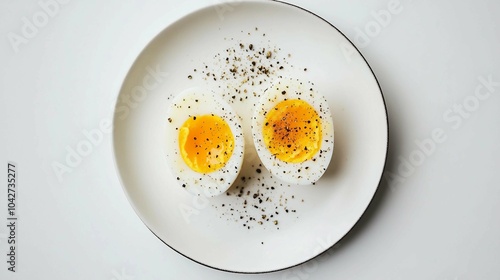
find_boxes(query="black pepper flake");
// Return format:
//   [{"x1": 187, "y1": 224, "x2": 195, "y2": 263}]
[{"x1": 188, "y1": 31, "x2": 311, "y2": 229}]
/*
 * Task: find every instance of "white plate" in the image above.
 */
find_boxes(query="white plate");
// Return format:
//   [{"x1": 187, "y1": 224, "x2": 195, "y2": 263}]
[{"x1": 113, "y1": 0, "x2": 388, "y2": 273}]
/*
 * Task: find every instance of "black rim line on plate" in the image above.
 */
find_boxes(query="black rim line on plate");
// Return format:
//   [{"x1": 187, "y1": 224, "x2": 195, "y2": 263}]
[{"x1": 116, "y1": 0, "x2": 390, "y2": 275}]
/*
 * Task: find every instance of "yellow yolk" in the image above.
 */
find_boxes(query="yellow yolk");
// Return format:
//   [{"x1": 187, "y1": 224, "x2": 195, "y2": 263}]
[
  {"x1": 179, "y1": 115, "x2": 235, "y2": 173},
  {"x1": 263, "y1": 99, "x2": 322, "y2": 163}
]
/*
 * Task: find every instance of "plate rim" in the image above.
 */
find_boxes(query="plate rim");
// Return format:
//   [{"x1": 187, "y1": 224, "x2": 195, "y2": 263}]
[{"x1": 111, "y1": 0, "x2": 390, "y2": 274}]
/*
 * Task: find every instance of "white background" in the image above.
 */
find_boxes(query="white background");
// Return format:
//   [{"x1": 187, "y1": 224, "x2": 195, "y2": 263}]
[{"x1": 1, "y1": 0, "x2": 499, "y2": 279}]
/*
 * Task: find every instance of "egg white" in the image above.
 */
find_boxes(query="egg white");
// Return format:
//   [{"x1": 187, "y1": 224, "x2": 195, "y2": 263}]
[
  {"x1": 251, "y1": 78, "x2": 334, "y2": 185},
  {"x1": 165, "y1": 88, "x2": 245, "y2": 197}
]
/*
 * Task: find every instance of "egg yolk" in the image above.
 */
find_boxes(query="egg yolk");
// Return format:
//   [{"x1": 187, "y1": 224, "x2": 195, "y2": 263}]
[
  {"x1": 263, "y1": 99, "x2": 322, "y2": 163},
  {"x1": 179, "y1": 115, "x2": 235, "y2": 173}
]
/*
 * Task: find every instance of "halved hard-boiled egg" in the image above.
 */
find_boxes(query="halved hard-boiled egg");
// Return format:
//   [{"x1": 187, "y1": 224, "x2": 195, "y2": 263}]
[
  {"x1": 165, "y1": 88, "x2": 245, "y2": 197},
  {"x1": 252, "y1": 78, "x2": 334, "y2": 185}
]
